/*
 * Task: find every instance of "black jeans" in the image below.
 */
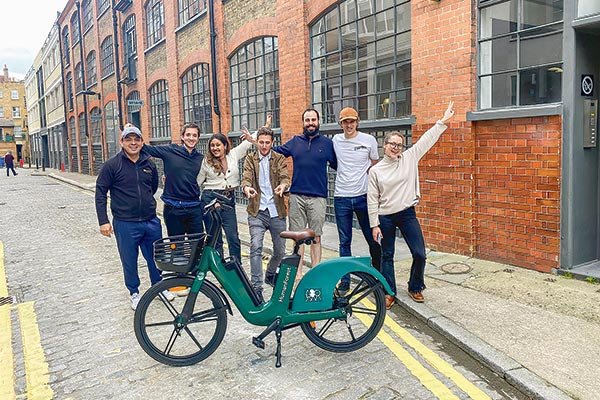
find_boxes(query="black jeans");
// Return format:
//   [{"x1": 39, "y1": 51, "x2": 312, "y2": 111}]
[
  {"x1": 201, "y1": 190, "x2": 241, "y2": 262},
  {"x1": 163, "y1": 203, "x2": 204, "y2": 236},
  {"x1": 6, "y1": 165, "x2": 17, "y2": 176},
  {"x1": 379, "y1": 207, "x2": 427, "y2": 294}
]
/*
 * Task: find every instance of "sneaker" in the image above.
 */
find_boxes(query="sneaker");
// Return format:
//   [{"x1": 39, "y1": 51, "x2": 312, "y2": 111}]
[
  {"x1": 161, "y1": 290, "x2": 176, "y2": 301},
  {"x1": 336, "y1": 281, "x2": 350, "y2": 296},
  {"x1": 254, "y1": 289, "x2": 265, "y2": 304},
  {"x1": 264, "y1": 274, "x2": 276, "y2": 288},
  {"x1": 131, "y1": 293, "x2": 141, "y2": 310},
  {"x1": 169, "y1": 286, "x2": 190, "y2": 297},
  {"x1": 407, "y1": 290, "x2": 424, "y2": 303}
]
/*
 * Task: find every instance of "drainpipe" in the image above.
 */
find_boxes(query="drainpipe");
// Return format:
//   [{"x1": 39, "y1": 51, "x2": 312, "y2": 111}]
[
  {"x1": 57, "y1": 17, "x2": 70, "y2": 171},
  {"x1": 75, "y1": 0, "x2": 91, "y2": 173},
  {"x1": 111, "y1": 0, "x2": 124, "y2": 131},
  {"x1": 208, "y1": 0, "x2": 222, "y2": 133}
]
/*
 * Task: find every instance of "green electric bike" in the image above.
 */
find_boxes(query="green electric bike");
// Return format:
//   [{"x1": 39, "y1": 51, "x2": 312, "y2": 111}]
[{"x1": 133, "y1": 195, "x2": 394, "y2": 367}]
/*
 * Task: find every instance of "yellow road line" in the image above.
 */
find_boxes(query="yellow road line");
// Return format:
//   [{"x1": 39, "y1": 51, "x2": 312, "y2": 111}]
[
  {"x1": 354, "y1": 311, "x2": 460, "y2": 400},
  {"x1": 363, "y1": 298, "x2": 491, "y2": 400},
  {"x1": 0, "y1": 241, "x2": 8, "y2": 297},
  {"x1": 17, "y1": 302, "x2": 53, "y2": 400},
  {"x1": 0, "y1": 304, "x2": 16, "y2": 400}
]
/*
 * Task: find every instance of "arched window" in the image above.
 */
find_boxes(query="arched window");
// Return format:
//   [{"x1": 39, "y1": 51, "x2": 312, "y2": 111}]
[
  {"x1": 229, "y1": 36, "x2": 279, "y2": 131},
  {"x1": 126, "y1": 90, "x2": 141, "y2": 124},
  {"x1": 122, "y1": 15, "x2": 137, "y2": 81},
  {"x1": 75, "y1": 63, "x2": 84, "y2": 93},
  {"x1": 66, "y1": 72, "x2": 74, "y2": 110},
  {"x1": 101, "y1": 36, "x2": 115, "y2": 77},
  {"x1": 145, "y1": 0, "x2": 165, "y2": 47},
  {"x1": 309, "y1": 0, "x2": 411, "y2": 122},
  {"x1": 70, "y1": 11, "x2": 80, "y2": 45},
  {"x1": 69, "y1": 117, "x2": 76, "y2": 146},
  {"x1": 181, "y1": 63, "x2": 212, "y2": 134},
  {"x1": 90, "y1": 107, "x2": 102, "y2": 144},
  {"x1": 86, "y1": 51, "x2": 97, "y2": 86},
  {"x1": 82, "y1": 0, "x2": 94, "y2": 32},
  {"x1": 97, "y1": 0, "x2": 110, "y2": 16},
  {"x1": 178, "y1": 0, "x2": 206, "y2": 26},
  {"x1": 62, "y1": 26, "x2": 70, "y2": 65},
  {"x1": 104, "y1": 101, "x2": 119, "y2": 156},
  {"x1": 78, "y1": 113, "x2": 88, "y2": 145},
  {"x1": 149, "y1": 80, "x2": 170, "y2": 139}
]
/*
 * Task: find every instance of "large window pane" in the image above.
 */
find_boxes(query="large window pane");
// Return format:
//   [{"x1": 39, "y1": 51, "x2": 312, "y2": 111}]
[
  {"x1": 521, "y1": 0, "x2": 563, "y2": 30},
  {"x1": 519, "y1": 31, "x2": 562, "y2": 68},
  {"x1": 480, "y1": 0, "x2": 517, "y2": 39},
  {"x1": 182, "y1": 64, "x2": 212, "y2": 134},
  {"x1": 519, "y1": 65, "x2": 562, "y2": 105},
  {"x1": 479, "y1": 36, "x2": 517, "y2": 74}
]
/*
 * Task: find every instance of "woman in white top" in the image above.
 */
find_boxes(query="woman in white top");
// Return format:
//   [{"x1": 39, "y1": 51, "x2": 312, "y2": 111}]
[
  {"x1": 198, "y1": 128, "x2": 257, "y2": 262},
  {"x1": 368, "y1": 102, "x2": 455, "y2": 309}
]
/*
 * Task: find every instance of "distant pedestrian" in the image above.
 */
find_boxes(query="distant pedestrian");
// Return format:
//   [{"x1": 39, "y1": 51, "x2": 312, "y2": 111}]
[
  {"x1": 241, "y1": 126, "x2": 290, "y2": 303},
  {"x1": 4, "y1": 150, "x2": 17, "y2": 176},
  {"x1": 273, "y1": 108, "x2": 337, "y2": 278},
  {"x1": 142, "y1": 122, "x2": 204, "y2": 237},
  {"x1": 95, "y1": 125, "x2": 174, "y2": 310},
  {"x1": 368, "y1": 101, "x2": 455, "y2": 309},
  {"x1": 332, "y1": 107, "x2": 381, "y2": 294}
]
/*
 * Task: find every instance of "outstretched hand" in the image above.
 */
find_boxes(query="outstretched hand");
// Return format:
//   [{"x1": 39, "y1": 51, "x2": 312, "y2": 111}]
[
  {"x1": 240, "y1": 126, "x2": 256, "y2": 144},
  {"x1": 440, "y1": 101, "x2": 455, "y2": 124}
]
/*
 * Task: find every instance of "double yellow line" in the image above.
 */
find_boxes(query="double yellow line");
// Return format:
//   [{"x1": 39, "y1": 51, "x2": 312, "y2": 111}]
[
  {"x1": 0, "y1": 241, "x2": 53, "y2": 400},
  {"x1": 358, "y1": 298, "x2": 492, "y2": 400}
]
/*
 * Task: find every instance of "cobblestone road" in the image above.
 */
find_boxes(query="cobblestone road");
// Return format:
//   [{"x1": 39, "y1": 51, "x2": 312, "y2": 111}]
[{"x1": 0, "y1": 171, "x2": 525, "y2": 399}]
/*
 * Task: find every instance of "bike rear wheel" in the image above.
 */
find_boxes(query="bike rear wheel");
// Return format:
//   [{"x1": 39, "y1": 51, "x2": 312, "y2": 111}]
[
  {"x1": 300, "y1": 272, "x2": 386, "y2": 352},
  {"x1": 134, "y1": 277, "x2": 227, "y2": 366}
]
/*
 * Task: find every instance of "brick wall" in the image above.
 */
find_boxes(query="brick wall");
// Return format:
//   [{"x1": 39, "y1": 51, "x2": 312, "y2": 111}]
[{"x1": 474, "y1": 116, "x2": 562, "y2": 272}]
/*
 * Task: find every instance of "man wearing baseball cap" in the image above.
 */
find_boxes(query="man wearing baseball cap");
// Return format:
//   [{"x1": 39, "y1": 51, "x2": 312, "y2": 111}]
[
  {"x1": 332, "y1": 107, "x2": 381, "y2": 294},
  {"x1": 95, "y1": 124, "x2": 174, "y2": 310}
]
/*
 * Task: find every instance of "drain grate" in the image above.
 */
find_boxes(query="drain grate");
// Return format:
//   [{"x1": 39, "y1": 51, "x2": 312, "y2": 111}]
[
  {"x1": 0, "y1": 296, "x2": 15, "y2": 306},
  {"x1": 440, "y1": 262, "x2": 472, "y2": 274}
]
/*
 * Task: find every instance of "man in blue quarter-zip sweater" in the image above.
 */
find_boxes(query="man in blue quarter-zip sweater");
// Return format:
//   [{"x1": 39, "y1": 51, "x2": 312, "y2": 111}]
[
  {"x1": 273, "y1": 108, "x2": 337, "y2": 278},
  {"x1": 95, "y1": 125, "x2": 174, "y2": 310}
]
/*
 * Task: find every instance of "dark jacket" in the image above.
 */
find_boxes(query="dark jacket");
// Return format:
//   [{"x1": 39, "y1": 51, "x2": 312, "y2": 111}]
[
  {"x1": 273, "y1": 133, "x2": 337, "y2": 198},
  {"x1": 241, "y1": 151, "x2": 290, "y2": 218},
  {"x1": 142, "y1": 144, "x2": 203, "y2": 202},
  {"x1": 4, "y1": 153, "x2": 15, "y2": 166},
  {"x1": 95, "y1": 151, "x2": 159, "y2": 225}
]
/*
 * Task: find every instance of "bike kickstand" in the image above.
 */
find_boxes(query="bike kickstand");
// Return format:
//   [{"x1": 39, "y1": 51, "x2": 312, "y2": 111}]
[
  {"x1": 252, "y1": 318, "x2": 281, "y2": 350},
  {"x1": 275, "y1": 327, "x2": 282, "y2": 368}
]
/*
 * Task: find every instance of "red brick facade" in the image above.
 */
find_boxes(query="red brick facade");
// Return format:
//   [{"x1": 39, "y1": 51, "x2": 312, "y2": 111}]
[{"x1": 56, "y1": 0, "x2": 563, "y2": 272}]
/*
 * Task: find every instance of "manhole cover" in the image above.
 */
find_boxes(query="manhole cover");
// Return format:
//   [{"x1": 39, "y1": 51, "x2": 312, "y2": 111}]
[{"x1": 440, "y1": 262, "x2": 472, "y2": 274}]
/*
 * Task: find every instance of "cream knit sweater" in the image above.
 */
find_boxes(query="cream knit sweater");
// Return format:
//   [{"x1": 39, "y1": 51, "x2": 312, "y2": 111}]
[{"x1": 367, "y1": 121, "x2": 448, "y2": 227}]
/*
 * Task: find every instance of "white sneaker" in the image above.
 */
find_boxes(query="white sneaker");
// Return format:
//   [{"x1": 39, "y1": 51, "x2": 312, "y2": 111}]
[
  {"x1": 161, "y1": 290, "x2": 176, "y2": 301},
  {"x1": 131, "y1": 293, "x2": 141, "y2": 310}
]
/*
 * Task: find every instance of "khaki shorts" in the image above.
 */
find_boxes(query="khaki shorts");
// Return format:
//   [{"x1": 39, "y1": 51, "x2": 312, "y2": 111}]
[{"x1": 288, "y1": 194, "x2": 326, "y2": 236}]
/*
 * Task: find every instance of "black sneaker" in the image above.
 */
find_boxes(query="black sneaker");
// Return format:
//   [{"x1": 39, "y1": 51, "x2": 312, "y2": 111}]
[
  {"x1": 254, "y1": 289, "x2": 265, "y2": 304},
  {"x1": 264, "y1": 274, "x2": 276, "y2": 288}
]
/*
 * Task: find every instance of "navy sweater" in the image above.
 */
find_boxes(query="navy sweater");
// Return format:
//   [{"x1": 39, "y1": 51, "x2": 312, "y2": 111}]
[
  {"x1": 273, "y1": 133, "x2": 337, "y2": 198},
  {"x1": 95, "y1": 152, "x2": 158, "y2": 225},
  {"x1": 142, "y1": 144, "x2": 203, "y2": 202}
]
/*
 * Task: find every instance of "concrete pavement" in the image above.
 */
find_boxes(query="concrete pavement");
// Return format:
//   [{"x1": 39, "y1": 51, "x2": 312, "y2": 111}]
[{"x1": 43, "y1": 167, "x2": 598, "y2": 400}]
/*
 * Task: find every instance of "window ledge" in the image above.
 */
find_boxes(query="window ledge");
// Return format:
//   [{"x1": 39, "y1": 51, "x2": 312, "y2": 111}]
[
  {"x1": 101, "y1": 71, "x2": 115, "y2": 81},
  {"x1": 320, "y1": 116, "x2": 415, "y2": 132},
  {"x1": 466, "y1": 103, "x2": 562, "y2": 121},
  {"x1": 144, "y1": 38, "x2": 166, "y2": 54},
  {"x1": 97, "y1": 7, "x2": 110, "y2": 20},
  {"x1": 175, "y1": 10, "x2": 207, "y2": 34}
]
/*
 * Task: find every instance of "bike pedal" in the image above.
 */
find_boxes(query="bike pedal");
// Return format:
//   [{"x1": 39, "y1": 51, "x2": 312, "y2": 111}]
[{"x1": 252, "y1": 337, "x2": 265, "y2": 349}]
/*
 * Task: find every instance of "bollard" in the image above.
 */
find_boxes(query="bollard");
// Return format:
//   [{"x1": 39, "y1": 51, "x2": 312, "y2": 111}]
[
  {"x1": 42, "y1": 159, "x2": 45, "y2": 172},
  {"x1": 36, "y1": 158, "x2": 39, "y2": 170}
]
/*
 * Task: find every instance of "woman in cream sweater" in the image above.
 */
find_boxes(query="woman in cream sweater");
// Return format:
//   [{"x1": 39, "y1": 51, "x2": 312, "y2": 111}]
[{"x1": 368, "y1": 102, "x2": 455, "y2": 309}]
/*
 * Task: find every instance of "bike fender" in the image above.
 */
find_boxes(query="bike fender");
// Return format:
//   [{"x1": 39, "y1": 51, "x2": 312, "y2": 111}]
[{"x1": 291, "y1": 256, "x2": 394, "y2": 312}]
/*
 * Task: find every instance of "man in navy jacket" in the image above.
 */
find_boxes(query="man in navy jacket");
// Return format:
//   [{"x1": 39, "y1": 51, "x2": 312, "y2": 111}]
[
  {"x1": 273, "y1": 108, "x2": 337, "y2": 275},
  {"x1": 95, "y1": 125, "x2": 173, "y2": 310}
]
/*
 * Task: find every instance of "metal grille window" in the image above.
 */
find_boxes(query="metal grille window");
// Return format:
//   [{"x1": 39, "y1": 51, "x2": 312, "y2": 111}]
[
  {"x1": 66, "y1": 72, "x2": 74, "y2": 110},
  {"x1": 310, "y1": 0, "x2": 411, "y2": 123},
  {"x1": 78, "y1": 113, "x2": 88, "y2": 145},
  {"x1": 149, "y1": 80, "x2": 171, "y2": 139},
  {"x1": 145, "y1": 0, "x2": 165, "y2": 47},
  {"x1": 478, "y1": 0, "x2": 563, "y2": 109},
  {"x1": 86, "y1": 51, "x2": 97, "y2": 86},
  {"x1": 70, "y1": 11, "x2": 80, "y2": 45},
  {"x1": 123, "y1": 15, "x2": 137, "y2": 81},
  {"x1": 181, "y1": 63, "x2": 212, "y2": 134},
  {"x1": 229, "y1": 36, "x2": 280, "y2": 131},
  {"x1": 104, "y1": 101, "x2": 119, "y2": 157},
  {"x1": 178, "y1": 0, "x2": 206, "y2": 26},
  {"x1": 82, "y1": 0, "x2": 94, "y2": 31},
  {"x1": 75, "y1": 63, "x2": 84, "y2": 93},
  {"x1": 101, "y1": 36, "x2": 115, "y2": 78},
  {"x1": 62, "y1": 27, "x2": 70, "y2": 65},
  {"x1": 127, "y1": 90, "x2": 142, "y2": 124},
  {"x1": 97, "y1": 0, "x2": 110, "y2": 15}
]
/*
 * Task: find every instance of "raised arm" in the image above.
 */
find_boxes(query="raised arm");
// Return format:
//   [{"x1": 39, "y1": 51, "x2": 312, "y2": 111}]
[{"x1": 412, "y1": 101, "x2": 455, "y2": 160}]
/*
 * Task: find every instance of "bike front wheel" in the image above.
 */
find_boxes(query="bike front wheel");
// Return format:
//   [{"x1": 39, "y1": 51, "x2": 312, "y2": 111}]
[
  {"x1": 300, "y1": 272, "x2": 386, "y2": 352},
  {"x1": 134, "y1": 277, "x2": 228, "y2": 366}
]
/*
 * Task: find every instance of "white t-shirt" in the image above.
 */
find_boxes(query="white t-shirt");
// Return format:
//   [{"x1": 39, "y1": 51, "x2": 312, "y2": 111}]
[{"x1": 332, "y1": 131, "x2": 379, "y2": 197}]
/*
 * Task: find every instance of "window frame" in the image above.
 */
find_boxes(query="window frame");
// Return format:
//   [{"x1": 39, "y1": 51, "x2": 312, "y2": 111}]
[
  {"x1": 178, "y1": 0, "x2": 206, "y2": 27},
  {"x1": 82, "y1": 0, "x2": 94, "y2": 32},
  {"x1": 123, "y1": 15, "x2": 138, "y2": 81},
  {"x1": 75, "y1": 63, "x2": 84, "y2": 93},
  {"x1": 70, "y1": 11, "x2": 80, "y2": 46},
  {"x1": 11, "y1": 90, "x2": 19, "y2": 100},
  {"x1": 86, "y1": 51, "x2": 97, "y2": 87},
  {"x1": 145, "y1": 0, "x2": 165, "y2": 48},
  {"x1": 149, "y1": 80, "x2": 171, "y2": 140},
  {"x1": 181, "y1": 63, "x2": 212, "y2": 135},
  {"x1": 97, "y1": 0, "x2": 110, "y2": 15},
  {"x1": 62, "y1": 27, "x2": 71, "y2": 65},
  {"x1": 100, "y1": 36, "x2": 115, "y2": 78}
]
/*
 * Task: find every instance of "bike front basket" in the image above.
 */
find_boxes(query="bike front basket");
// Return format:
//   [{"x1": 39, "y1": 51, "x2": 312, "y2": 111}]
[{"x1": 153, "y1": 233, "x2": 206, "y2": 273}]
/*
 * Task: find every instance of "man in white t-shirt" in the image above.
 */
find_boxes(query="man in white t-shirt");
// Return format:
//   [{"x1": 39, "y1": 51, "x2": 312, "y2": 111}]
[{"x1": 332, "y1": 107, "x2": 381, "y2": 293}]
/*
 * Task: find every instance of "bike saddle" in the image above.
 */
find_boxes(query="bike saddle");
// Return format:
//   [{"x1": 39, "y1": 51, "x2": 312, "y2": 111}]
[{"x1": 280, "y1": 229, "x2": 315, "y2": 245}]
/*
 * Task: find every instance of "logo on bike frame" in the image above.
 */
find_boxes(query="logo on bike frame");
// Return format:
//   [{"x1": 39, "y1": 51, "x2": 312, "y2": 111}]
[{"x1": 305, "y1": 288, "x2": 322, "y2": 302}]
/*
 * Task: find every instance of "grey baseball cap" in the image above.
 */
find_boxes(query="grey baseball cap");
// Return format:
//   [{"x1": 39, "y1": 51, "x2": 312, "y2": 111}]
[{"x1": 121, "y1": 125, "x2": 142, "y2": 139}]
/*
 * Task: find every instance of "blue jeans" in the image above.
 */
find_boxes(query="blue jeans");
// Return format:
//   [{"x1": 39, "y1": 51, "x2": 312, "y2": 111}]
[
  {"x1": 335, "y1": 195, "x2": 382, "y2": 285},
  {"x1": 379, "y1": 207, "x2": 427, "y2": 295},
  {"x1": 163, "y1": 204, "x2": 204, "y2": 236},
  {"x1": 113, "y1": 217, "x2": 163, "y2": 295},
  {"x1": 201, "y1": 190, "x2": 241, "y2": 262},
  {"x1": 248, "y1": 209, "x2": 286, "y2": 290}
]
